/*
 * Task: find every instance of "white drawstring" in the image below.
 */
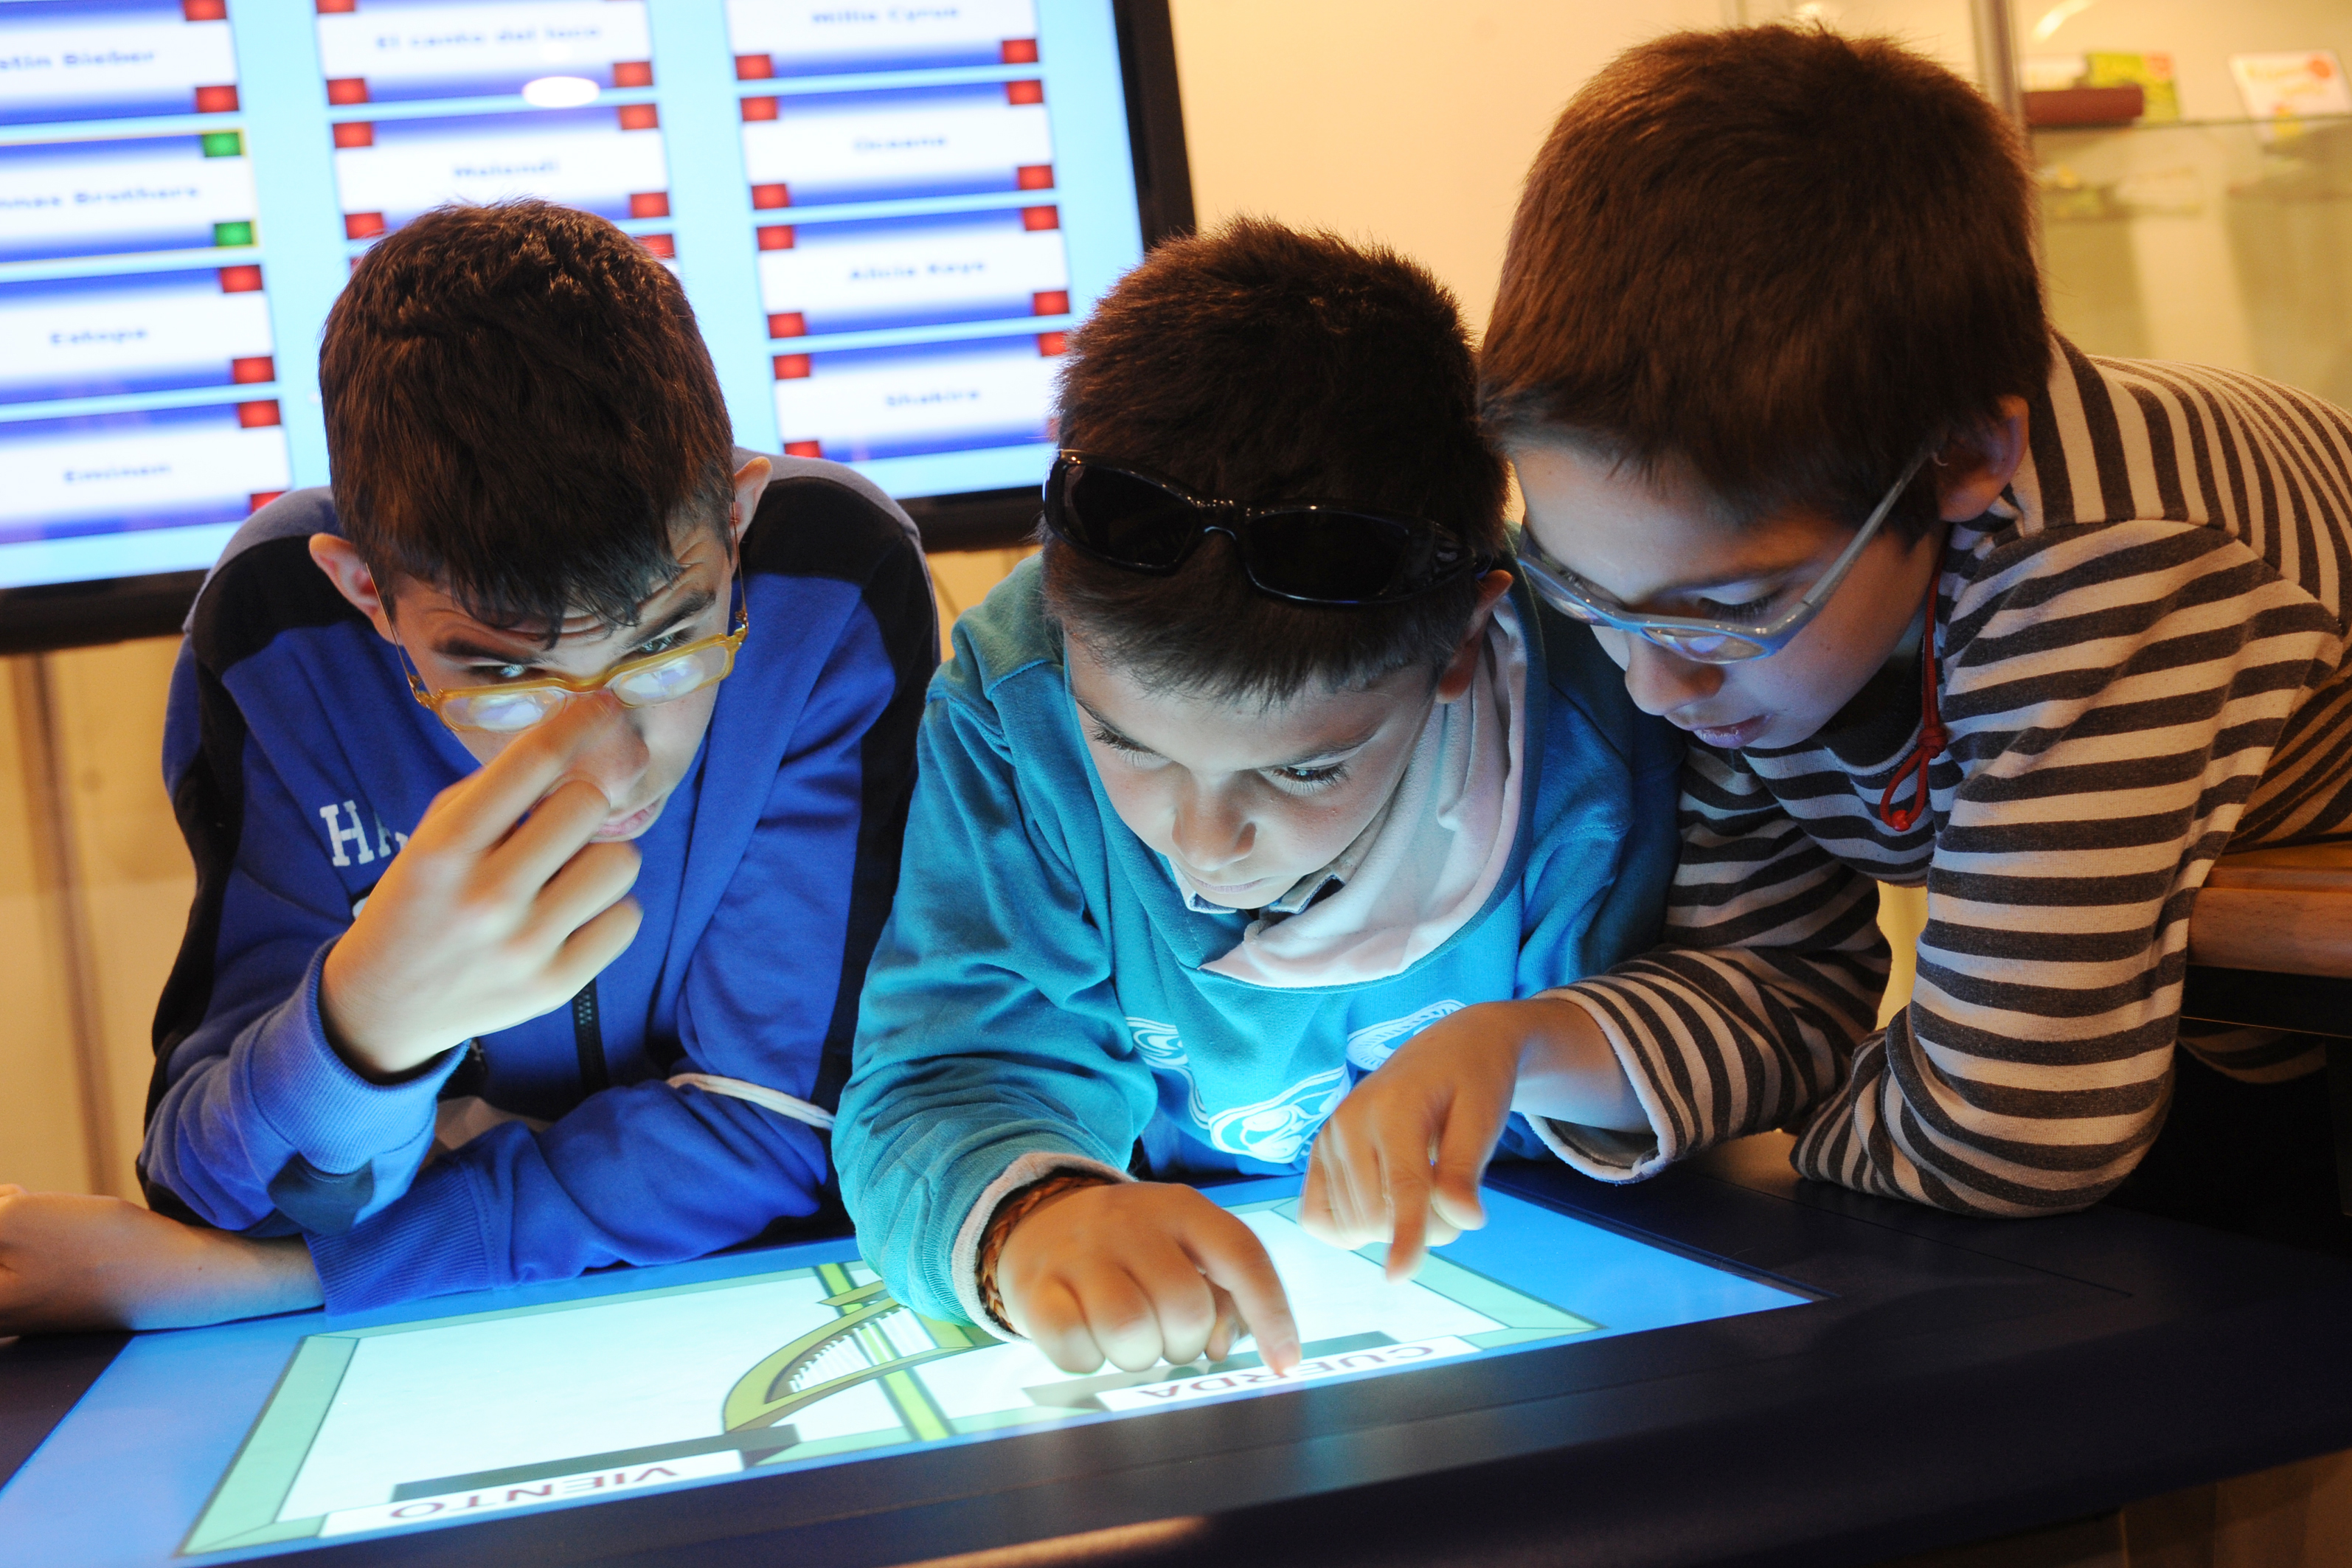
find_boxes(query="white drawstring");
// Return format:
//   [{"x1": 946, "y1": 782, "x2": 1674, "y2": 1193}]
[{"x1": 668, "y1": 1072, "x2": 836, "y2": 1131}]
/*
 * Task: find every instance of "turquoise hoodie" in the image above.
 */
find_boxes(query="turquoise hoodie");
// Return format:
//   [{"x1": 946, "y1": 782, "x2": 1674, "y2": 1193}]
[{"x1": 835, "y1": 556, "x2": 1682, "y2": 1322}]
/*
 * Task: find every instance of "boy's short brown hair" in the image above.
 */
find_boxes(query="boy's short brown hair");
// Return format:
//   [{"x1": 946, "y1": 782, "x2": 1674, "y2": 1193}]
[
  {"x1": 320, "y1": 200, "x2": 735, "y2": 636},
  {"x1": 1479, "y1": 26, "x2": 2049, "y2": 531},
  {"x1": 1044, "y1": 219, "x2": 1508, "y2": 702}
]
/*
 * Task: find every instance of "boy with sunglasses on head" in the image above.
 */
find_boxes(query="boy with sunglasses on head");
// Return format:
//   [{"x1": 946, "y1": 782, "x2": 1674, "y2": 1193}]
[
  {"x1": 834, "y1": 220, "x2": 1684, "y2": 1374},
  {"x1": 0, "y1": 200, "x2": 934, "y2": 1331},
  {"x1": 1322, "y1": 27, "x2": 2352, "y2": 1253}
]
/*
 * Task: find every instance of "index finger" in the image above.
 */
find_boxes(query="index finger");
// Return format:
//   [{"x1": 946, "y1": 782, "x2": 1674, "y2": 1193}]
[
  {"x1": 1179, "y1": 1207, "x2": 1300, "y2": 1374},
  {"x1": 431, "y1": 693, "x2": 632, "y2": 854}
]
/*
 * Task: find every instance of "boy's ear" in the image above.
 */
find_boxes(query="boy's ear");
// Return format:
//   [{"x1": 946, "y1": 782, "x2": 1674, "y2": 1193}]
[
  {"x1": 729, "y1": 457, "x2": 773, "y2": 549},
  {"x1": 1935, "y1": 397, "x2": 2030, "y2": 522},
  {"x1": 1435, "y1": 570, "x2": 1516, "y2": 704},
  {"x1": 308, "y1": 534, "x2": 398, "y2": 642}
]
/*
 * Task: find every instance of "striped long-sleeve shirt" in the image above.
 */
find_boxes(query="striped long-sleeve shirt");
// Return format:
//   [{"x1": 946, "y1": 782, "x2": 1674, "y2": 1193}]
[{"x1": 1540, "y1": 339, "x2": 2352, "y2": 1215}]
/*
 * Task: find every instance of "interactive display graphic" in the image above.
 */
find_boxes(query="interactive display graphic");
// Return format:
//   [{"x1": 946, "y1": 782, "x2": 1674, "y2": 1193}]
[
  {"x1": 0, "y1": 0, "x2": 1147, "y2": 595},
  {"x1": 0, "y1": 1178, "x2": 1808, "y2": 1566},
  {"x1": 182, "y1": 1198, "x2": 1608, "y2": 1554}
]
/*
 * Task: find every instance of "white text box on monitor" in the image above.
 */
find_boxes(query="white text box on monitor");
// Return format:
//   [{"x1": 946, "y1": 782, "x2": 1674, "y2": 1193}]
[
  {"x1": 0, "y1": 266, "x2": 274, "y2": 405},
  {"x1": 760, "y1": 206, "x2": 1068, "y2": 338},
  {"x1": 774, "y1": 333, "x2": 1061, "y2": 463},
  {"x1": 333, "y1": 106, "x2": 669, "y2": 235},
  {"x1": 315, "y1": 0, "x2": 652, "y2": 103},
  {"x1": 743, "y1": 83, "x2": 1052, "y2": 208},
  {"x1": 726, "y1": 0, "x2": 1038, "y2": 77},
  {"x1": 0, "y1": 133, "x2": 257, "y2": 265},
  {"x1": 0, "y1": 402, "x2": 288, "y2": 544},
  {"x1": 0, "y1": 0, "x2": 240, "y2": 128}
]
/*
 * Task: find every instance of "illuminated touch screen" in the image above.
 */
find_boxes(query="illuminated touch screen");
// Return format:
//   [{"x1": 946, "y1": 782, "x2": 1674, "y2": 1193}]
[
  {"x1": 0, "y1": 0, "x2": 1146, "y2": 592},
  {"x1": 0, "y1": 1177, "x2": 1810, "y2": 1565}
]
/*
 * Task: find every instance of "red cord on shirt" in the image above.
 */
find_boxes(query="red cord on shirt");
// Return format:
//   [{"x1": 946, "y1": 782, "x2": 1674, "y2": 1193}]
[{"x1": 1878, "y1": 608, "x2": 1949, "y2": 833}]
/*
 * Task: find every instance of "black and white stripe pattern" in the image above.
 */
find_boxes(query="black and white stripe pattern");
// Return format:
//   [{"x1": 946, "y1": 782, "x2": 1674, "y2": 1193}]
[{"x1": 1550, "y1": 341, "x2": 2352, "y2": 1215}]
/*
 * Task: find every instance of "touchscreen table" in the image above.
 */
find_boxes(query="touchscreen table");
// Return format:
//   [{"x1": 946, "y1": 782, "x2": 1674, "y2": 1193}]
[{"x1": 1, "y1": 1176, "x2": 1806, "y2": 1567}]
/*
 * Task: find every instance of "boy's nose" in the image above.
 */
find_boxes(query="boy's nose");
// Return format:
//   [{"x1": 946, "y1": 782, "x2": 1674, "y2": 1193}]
[
  {"x1": 1620, "y1": 639, "x2": 1726, "y2": 718},
  {"x1": 1170, "y1": 792, "x2": 1253, "y2": 875},
  {"x1": 563, "y1": 696, "x2": 654, "y2": 800}
]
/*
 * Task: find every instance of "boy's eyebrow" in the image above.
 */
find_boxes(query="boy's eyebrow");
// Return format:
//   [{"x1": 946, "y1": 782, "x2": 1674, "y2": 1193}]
[
  {"x1": 432, "y1": 586, "x2": 720, "y2": 664},
  {"x1": 1069, "y1": 693, "x2": 1381, "y2": 769}
]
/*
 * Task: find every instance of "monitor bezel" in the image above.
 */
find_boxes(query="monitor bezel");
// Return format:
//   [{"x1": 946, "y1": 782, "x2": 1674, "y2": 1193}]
[{"x1": 0, "y1": 0, "x2": 1194, "y2": 654}]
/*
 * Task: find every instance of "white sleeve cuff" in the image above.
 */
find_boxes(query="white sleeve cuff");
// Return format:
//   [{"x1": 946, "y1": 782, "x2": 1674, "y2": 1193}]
[
  {"x1": 1523, "y1": 987, "x2": 1671, "y2": 1183},
  {"x1": 950, "y1": 1150, "x2": 1132, "y2": 1332}
]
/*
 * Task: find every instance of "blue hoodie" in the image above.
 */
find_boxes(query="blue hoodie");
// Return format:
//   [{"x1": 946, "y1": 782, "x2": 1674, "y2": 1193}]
[
  {"x1": 142, "y1": 457, "x2": 935, "y2": 1312},
  {"x1": 834, "y1": 557, "x2": 1682, "y2": 1323}
]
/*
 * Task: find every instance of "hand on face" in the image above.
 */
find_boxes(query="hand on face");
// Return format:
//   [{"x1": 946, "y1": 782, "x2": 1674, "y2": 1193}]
[
  {"x1": 0, "y1": 1184, "x2": 322, "y2": 1335},
  {"x1": 994, "y1": 1180, "x2": 1302, "y2": 1377},
  {"x1": 317, "y1": 691, "x2": 648, "y2": 1080}
]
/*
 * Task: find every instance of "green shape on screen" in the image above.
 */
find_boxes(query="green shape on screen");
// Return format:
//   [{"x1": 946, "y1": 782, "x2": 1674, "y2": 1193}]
[
  {"x1": 201, "y1": 131, "x2": 243, "y2": 158},
  {"x1": 212, "y1": 221, "x2": 255, "y2": 248}
]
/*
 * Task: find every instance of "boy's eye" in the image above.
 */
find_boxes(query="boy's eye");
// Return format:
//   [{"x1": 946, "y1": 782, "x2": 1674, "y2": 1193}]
[
  {"x1": 1270, "y1": 761, "x2": 1349, "y2": 788},
  {"x1": 633, "y1": 628, "x2": 692, "y2": 659},
  {"x1": 1693, "y1": 593, "x2": 1774, "y2": 622},
  {"x1": 469, "y1": 663, "x2": 535, "y2": 684},
  {"x1": 1089, "y1": 723, "x2": 1152, "y2": 758}
]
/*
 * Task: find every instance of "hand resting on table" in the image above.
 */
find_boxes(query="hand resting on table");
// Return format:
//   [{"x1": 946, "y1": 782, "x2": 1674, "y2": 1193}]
[{"x1": 0, "y1": 1184, "x2": 322, "y2": 1336}]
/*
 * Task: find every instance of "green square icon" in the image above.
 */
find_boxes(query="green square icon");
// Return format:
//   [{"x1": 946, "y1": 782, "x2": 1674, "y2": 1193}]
[
  {"x1": 201, "y1": 131, "x2": 243, "y2": 158},
  {"x1": 212, "y1": 220, "x2": 255, "y2": 248}
]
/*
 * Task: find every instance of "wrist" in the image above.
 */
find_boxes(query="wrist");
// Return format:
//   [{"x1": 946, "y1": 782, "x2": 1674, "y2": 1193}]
[
  {"x1": 317, "y1": 946, "x2": 447, "y2": 1083},
  {"x1": 975, "y1": 1173, "x2": 1114, "y2": 1332}
]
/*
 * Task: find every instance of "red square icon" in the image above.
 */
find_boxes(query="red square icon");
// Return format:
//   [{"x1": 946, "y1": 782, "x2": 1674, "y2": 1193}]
[
  {"x1": 231, "y1": 355, "x2": 275, "y2": 385},
  {"x1": 333, "y1": 121, "x2": 374, "y2": 148},
  {"x1": 325, "y1": 77, "x2": 370, "y2": 105},
  {"x1": 1038, "y1": 332, "x2": 1067, "y2": 356},
  {"x1": 784, "y1": 440, "x2": 822, "y2": 458},
  {"x1": 1032, "y1": 291, "x2": 1069, "y2": 316},
  {"x1": 1002, "y1": 38, "x2": 1039, "y2": 63},
  {"x1": 1021, "y1": 205, "x2": 1059, "y2": 231},
  {"x1": 194, "y1": 85, "x2": 239, "y2": 114},
  {"x1": 184, "y1": 0, "x2": 228, "y2": 18},
  {"x1": 617, "y1": 103, "x2": 659, "y2": 131},
  {"x1": 314, "y1": 0, "x2": 356, "y2": 11},
  {"x1": 768, "y1": 312, "x2": 807, "y2": 339},
  {"x1": 751, "y1": 183, "x2": 791, "y2": 209},
  {"x1": 636, "y1": 234, "x2": 676, "y2": 258},
  {"x1": 741, "y1": 96, "x2": 777, "y2": 122},
  {"x1": 1016, "y1": 164, "x2": 1053, "y2": 190},
  {"x1": 628, "y1": 191, "x2": 670, "y2": 218},
  {"x1": 344, "y1": 212, "x2": 386, "y2": 240},
  {"x1": 735, "y1": 54, "x2": 775, "y2": 80},
  {"x1": 773, "y1": 355, "x2": 813, "y2": 380},
  {"x1": 1006, "y1": 80, "x2": 1044, "y2": 106},
  {"x1": 756, "y1": 224, "x2": 796, "y2": 251},
  {"x1": 237, "y1": 400, "x2": 282, "y2": 429},
  {"x1": 248, "y1": 490, "x2": 285, "y2": 512},
  {"x1": 217, "y1": 264, "x2": 263, "y2": 292},
  {"x1": 612, "y1": 60, "x2": 653, "y2": 89}
]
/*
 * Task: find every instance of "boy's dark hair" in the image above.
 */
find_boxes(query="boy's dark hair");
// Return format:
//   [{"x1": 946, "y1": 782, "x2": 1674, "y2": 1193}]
[
  {"x1": 1479, "y1": 26, "x2": 2049, "y2": 533},
  {"x1": 320, "y1": 200, "x2": 735, "y2": 636},
  {"x1": 1044, "y1": 219, "x2": 1508, "y2": 702}
]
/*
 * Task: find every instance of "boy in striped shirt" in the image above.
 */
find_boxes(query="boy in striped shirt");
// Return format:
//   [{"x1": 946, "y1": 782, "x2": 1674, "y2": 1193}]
[{"x1": 1302, "y1": 27, "x2": 2350, "y2": 1254}]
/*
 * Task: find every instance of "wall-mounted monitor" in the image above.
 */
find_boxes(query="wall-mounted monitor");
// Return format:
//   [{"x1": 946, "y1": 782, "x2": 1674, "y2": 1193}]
[{"x1": 0, "y1": 0, "x2": 1192, "y2": 653}]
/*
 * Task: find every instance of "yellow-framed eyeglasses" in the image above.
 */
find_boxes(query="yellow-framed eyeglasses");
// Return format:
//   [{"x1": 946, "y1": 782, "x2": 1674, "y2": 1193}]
[{"x1": 397, "y1": 577, "x2": 749, "y2": 734}]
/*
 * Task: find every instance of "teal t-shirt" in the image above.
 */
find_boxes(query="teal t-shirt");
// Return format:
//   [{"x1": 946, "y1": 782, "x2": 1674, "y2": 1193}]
[{"x1": 834, "y1": 555, "x2": 1683, "y2": 1322}]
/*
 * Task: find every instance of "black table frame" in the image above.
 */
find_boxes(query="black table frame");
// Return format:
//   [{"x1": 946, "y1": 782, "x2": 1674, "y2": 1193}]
[{"x1": 7, "y1": 1145, "x2": 2351, "y2": 1568}]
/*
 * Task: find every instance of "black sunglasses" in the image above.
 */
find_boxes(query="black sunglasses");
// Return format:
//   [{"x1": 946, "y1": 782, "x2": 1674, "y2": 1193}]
[{"x1": 1041, "y1": 451, "x2": 1487, "y2": 606}]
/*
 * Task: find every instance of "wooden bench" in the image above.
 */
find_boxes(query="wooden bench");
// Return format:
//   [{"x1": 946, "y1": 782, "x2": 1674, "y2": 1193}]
[{"x1": 2182, "y1": 845, "x2": 2352, "y2": 1215}]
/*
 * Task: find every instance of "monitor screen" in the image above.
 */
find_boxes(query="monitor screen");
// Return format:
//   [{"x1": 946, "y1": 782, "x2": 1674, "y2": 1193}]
[
  {"x1": 0, "y1": 0, "x2": 1174, "y2": 628},
  {"x1": 0, "y1": 1175, "x2": 1811, "y2": 1566}
]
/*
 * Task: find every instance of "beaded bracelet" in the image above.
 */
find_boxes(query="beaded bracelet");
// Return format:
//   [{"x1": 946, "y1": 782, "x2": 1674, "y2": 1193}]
[{"x1": 976, "y1": 1173, "x2": 1117, "y2": 1333}]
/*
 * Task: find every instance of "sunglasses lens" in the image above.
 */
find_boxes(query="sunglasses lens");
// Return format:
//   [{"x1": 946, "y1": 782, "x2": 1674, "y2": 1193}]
[
  {"x1": 1245, "y1": 510, "x2": 1434, "y2": 603},
  {"x1": 1052, "y1": 462, "x2": 1201, "y2": 569}
]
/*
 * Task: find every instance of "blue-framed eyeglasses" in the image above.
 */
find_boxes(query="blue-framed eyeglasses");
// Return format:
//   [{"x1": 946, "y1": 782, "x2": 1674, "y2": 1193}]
[{"x1": 1515, "y1": 451, "x2": 1932, "y2": 664}]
